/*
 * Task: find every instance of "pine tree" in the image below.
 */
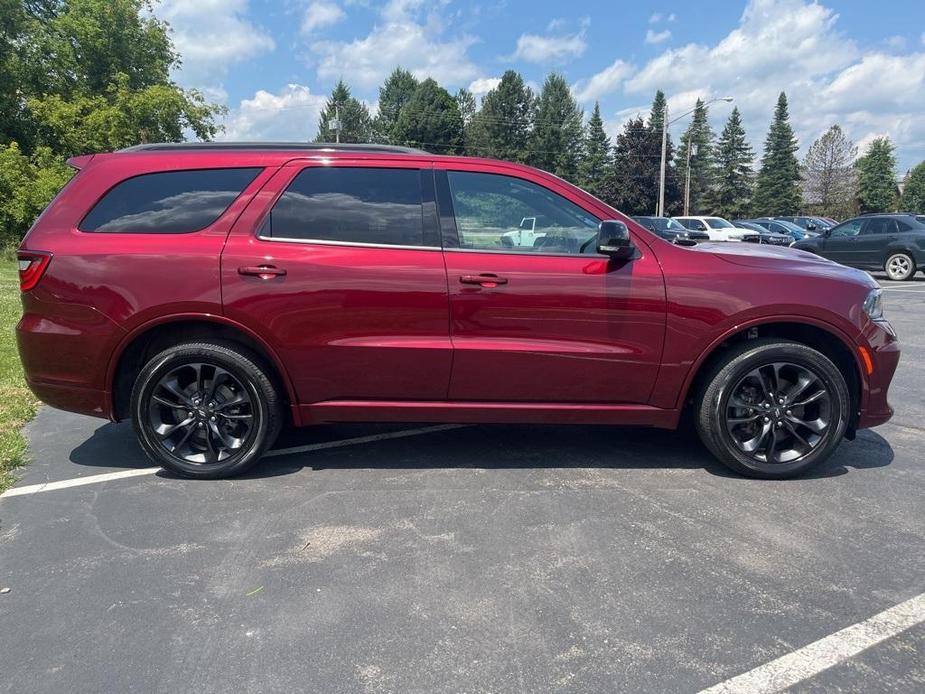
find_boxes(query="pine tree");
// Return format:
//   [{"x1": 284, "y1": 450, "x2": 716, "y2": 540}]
[
  {"x1": 372, "y1": 67, "x2": 418, "y2": 144},
  {"x1": 455, "y1": 88, "x2": 477, "y2": 154},
  {"x1": 648, "y1": 90, "x2": 682, "y2": 214},
  {"x1": 676, "y1": 99, "x2": 715, "y2": 215},
  {"x1": 752, "y1": 92, "x2": 801, "y2": 215},
  {"x1": 706, "y1": 107, "x2": 755, "y2": 219},
  {"x1": 467, "y1": 70, "x2": 534, "y2": 162},
  {"x1": 315, "y1": 80, "x2": 372, "y2": 143},
  {"x1": 393, "y1": 78, "x2": 463, "y2": 154},
  {"x1": 601, "y1": 115, "x2": 662, "y2": 214},
  {"x1": 578, "y1": 101, "x2": 611, "y2": 198},
  {"x1": 900, "y1": 161, "x2": 925, "y2": 213},
  {"x1": 529, "y1": 73, "x2": 584, "y2": 180},
  {"x1": 856, "y1": 137, "x2": 898, "y2": 213},
  {"x1": 801, "y1": 124, "x2": 857, "y2": 219}
]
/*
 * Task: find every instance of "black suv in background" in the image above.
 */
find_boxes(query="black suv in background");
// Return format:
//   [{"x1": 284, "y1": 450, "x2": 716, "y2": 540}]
[
  {"x1": 792, "y1": 213, "x2": 925, "y2": 280},
  {"x1": 632, "y1": 216, "x2": 709, "y2": 243}
]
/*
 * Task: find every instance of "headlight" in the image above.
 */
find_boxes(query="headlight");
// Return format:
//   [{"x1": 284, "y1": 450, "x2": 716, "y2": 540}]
[{"x1": 863, "y1": 288, "x2": 884, "y2": 320}]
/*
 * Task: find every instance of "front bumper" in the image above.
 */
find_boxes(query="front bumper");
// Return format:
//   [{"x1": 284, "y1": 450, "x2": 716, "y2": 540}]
[{"x1": 856, "y1": 319, "x2": 900, "y2": 429}]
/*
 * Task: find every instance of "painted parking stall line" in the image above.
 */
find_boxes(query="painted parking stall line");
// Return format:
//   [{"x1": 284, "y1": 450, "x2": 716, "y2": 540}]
[
  {"x1": 699, "y1": 592, "x2": 925, "y2": 694},
  {"x1": 0, "y1": 424, "x2": 467, "y2": 499}
]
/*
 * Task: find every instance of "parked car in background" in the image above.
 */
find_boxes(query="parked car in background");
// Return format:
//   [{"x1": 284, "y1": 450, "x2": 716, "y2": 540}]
[
  {"x1": 632, "y1": 216, "x2": 710, "y2": 243},
  {"x1": 747, "y1": 218, "x2": 813, "y2": 242},
  {"x1": 792, "y1": 213, "x2": 925, "y2": 280},
  {"x1": 776, "y1": 216, "x2": 833, "y2": 232},
  {"x1": 16, "y1": 142, "x2": 899, "y2": 480},
  {"x1": 733, "y1": 220, "x2": 793, "y2": 246},
  {"x1": 821, "y1": 216, "x2": 839, "y2": 226},
  {"x1": 673, "y1": 216, "x2": 760, "y2": 243}
]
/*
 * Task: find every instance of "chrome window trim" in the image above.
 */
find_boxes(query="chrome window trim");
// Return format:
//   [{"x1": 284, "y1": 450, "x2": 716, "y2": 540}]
[
  {"x1": 443, "y1": 246, "x2": 609, "y2": 260},
  {"x1": 255, "y1": 234, "x2": 441, "y2": 251}
]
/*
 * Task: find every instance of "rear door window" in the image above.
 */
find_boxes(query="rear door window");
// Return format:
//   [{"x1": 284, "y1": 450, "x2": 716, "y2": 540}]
[
  {"x1": 264, "y1": 166, "x2": 430, "y2": 247},
  {"x1": 81, "y1": 168, "x2": 262, "y2": 233}
]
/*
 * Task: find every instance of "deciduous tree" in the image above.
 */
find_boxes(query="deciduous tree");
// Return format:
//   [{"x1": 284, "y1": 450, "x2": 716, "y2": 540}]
[
  {"x1": 467, "y1": 70, "x2": 534, "y2": 162},
  {"x1": 900, "y1": 161, "x2": 925, "y2": 213},
  {"x1": 394, "y1": 78, "x2": 463, "y2": 154},
  {"x1": 801, "y1": 125, "x2": 857, "y2": 219},
  {"x1": 529, "y1": 73, "x2": 583, "y2": 180}
]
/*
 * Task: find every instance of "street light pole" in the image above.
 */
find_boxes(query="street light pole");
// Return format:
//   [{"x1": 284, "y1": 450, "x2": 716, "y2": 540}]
[
  {"x1": 657, "y1": 96, "x2": 733, "y2": 217},
  {"x1": 684, "y1": 142, "x2": 698, "y2": 216}
]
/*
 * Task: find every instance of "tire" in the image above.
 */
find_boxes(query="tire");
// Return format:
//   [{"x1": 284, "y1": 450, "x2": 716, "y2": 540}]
[
  {"x1": 884, "y1": 252, "x2": 915, "y2": 281},
  {"x1": 131, "y1": 341, "x2": 283, "y2": 479},
  {"x1": 695, "y1": 339, "x2": 850, "y2": 479}
]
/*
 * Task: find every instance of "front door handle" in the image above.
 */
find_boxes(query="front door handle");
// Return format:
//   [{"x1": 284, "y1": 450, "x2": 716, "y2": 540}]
[
  {"x1": 238, "y1": 265, "x2": 287, "y2": 279},
  {"x1": 460, "y1": 273, "x2": 508, "y2": 288}
]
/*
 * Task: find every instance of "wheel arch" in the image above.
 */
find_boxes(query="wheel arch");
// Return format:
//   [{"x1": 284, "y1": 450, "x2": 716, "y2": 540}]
[
  {"x1": 107, "y1": 314, "x2": 298, "y2": 424},
  {"x1": 681, "y1": 318, "x2": 864, "y2": 428}
]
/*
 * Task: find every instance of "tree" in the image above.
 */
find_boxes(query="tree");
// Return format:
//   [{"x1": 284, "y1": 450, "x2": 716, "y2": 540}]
[
  {"x1": 801, "y1": 125, "x2": 857, "y2": 219},
  {"x1": 578, "y1": 102, "x2": 611, "y2": 198},
  {"x1": 454, "y1": 88, "x2": 477, "y2": 154},
  {"x1": 0, "y1": 142, "x2": 72, "y2": 248},
  {"x1": 647, "y1": 90, "x2": 682, "y2": 214},
  {"x1": 900, "y1": 161, "x2": 925, "y2": 213},
  {"x1": 467, "y1": 70, "x2": 534, "y2": 162},
  {"x1": 529, "y1": 73, "x2": 583, "y2": 180},
  {"x1": 315, "y1": 80, "x2": 372, "y2": 143},
  {"x1": 856, "y1": 137, "x2": 898, "y2": 213},
  {"x1": 601, "y1": 116, "x2": 662, "y2": 215},
  {"x1": 676, "y1": 99, "x2": 715, "y2": 215},
  {"x1": 706, "y1": 107, "x2": 755, "y2": 219},
  {"x1": 752, "y1": 92, "x2": 801, "y2": 215},
  {"x1": 372, "y1": 67, "x2": 418, "y2": 144},
  {"x1": 393, "y1": 78, "x2": 463, "y2": 154}
]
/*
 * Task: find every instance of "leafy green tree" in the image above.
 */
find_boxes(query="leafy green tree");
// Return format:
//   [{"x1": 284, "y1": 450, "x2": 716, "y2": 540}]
[
  {"x1": 676, "y1": 99, "x2": 715, "y2": 215},
  {"x1": 467, "y1": 70, "x2": 534, "y2": 162},
  {"x1": 578, "y1": 102, "x2": 611, "y2": 198},
  {"x1": 393, "y1": 78, "x2": 463, "y2": 154},
  {"x1": 801, "y1": 124, "x2": 857, "y2": 219},
  {"x1": 648, "y1": 90, "x2": 682, "y2": 214},
  {"x1": 316, "y1": 80, "x2": 373, "y2": 143},
  {"x1": 372, "y1": 67, "x2": 418, "y2": 144},
  {"x1": 706, "y1": 107, "x2": 755, "y2": 219},
  {"x1": 752, "y1": 92, "x2": 801, "y2": 215},
  {"x1": 529, "y1": 73, "x2": 583, "y2": 180},
  {"x1": 601, "y1": 116, "x2": 662, "y2": 215},
  {"x1": 454, "y1": 87, "x2": 477, "y2": 154},
  {"x1": 856, "y1": 137, "x2": 898, "y2": 213},
  {"x1": 0, "y1": 142, "x2": 73, "y2": 247},
  {"x1": 900, "y1": 161, "x2": 925, "y2": 213}
]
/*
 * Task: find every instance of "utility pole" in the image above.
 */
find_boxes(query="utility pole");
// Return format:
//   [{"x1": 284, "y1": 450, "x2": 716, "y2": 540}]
[
  {"x1": 657, "y1": 105, "x2": 668, "y2": 217},
  {"x1": 684, "y1": 143, "x2": 698, "y2": 216},
  {"x1": 333, "y1": 102, "x2": 341, "y2": 144}
]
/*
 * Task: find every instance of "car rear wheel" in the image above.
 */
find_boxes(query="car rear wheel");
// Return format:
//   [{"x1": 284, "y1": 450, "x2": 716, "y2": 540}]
[
  {"x1": 131, "y1": 341, "x2": 283, "y2": 479},
  {"x1": 695, "y1": 339, "x2": 850, "y2": 479},
  {"x1": 885, "y1": 252, "x2": 915, "y2": 281}
]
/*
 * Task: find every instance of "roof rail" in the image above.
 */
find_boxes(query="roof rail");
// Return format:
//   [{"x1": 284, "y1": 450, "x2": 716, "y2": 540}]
[{"x1": 117, "y1": 142, "x2": 429, "y2": 155}]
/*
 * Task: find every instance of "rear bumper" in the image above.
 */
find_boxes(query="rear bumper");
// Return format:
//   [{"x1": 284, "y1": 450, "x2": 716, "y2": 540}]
[{"x1": 23, "y1": 378, "x2": 109, "y2": 419}]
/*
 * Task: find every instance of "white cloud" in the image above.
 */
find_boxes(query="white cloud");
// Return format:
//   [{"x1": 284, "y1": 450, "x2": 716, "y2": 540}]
[
  {"x1": 301, "y1": 1, "x2": 346, "y2": 34},
  {"x1": 221, "y1": 84, "x2": 327, "y2": 141},
  {"x1": 649, "y1": 11, "x2": 676, "y2": 23},
  {"x1": 509, "y1": 30, "x2": 587, "y2": 64},
  {"x1": 645, "y1": 29, "x2": 671, "y2": 45},
  {"x1": 156, "y1": 0, "x2": 274, "y2": 88},
  {"x1": 312, "y1": 0, "x2": 478, "y2": 88},
  {"x1": 573, "y1": 59, "x2": 633, "y2": 103},
  {"x1": 468, "y1": 77, "x2": 502, "y2": 97}
]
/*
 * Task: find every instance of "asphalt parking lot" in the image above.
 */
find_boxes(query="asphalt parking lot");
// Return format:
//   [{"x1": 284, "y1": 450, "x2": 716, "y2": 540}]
[{"x1": 1, "y1": 275, "x2": 923, "y2": 694}]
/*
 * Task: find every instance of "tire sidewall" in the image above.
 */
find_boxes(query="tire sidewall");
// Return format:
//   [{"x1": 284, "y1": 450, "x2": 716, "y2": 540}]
[
  {"x1": 708, "y1": 344, "x2": 850, "y2": 478},
  {"x1": 132, "y1": 345, "x2": 272, "y2": 478}
]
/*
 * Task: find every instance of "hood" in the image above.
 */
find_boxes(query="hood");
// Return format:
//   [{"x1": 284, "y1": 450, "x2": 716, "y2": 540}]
[{"x1": 689, "y1": 242, "x2": 878, "y2": 286}]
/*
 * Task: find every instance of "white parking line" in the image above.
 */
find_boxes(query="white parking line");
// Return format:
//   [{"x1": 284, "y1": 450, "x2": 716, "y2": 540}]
[
  {"x1": 879, "y1": 286, "x2": 925, "y2": 293},
  {"x1": 699, "y1": 592, "x2": 925, "y2": 693},
  {"x1": 0, "y1": 424, "x2": 467, "y2": 499}
]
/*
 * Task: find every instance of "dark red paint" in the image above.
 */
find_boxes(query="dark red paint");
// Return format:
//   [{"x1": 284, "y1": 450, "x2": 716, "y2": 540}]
[{"x1": 17, "y1": 148, "x2": 898, "y2": 433}]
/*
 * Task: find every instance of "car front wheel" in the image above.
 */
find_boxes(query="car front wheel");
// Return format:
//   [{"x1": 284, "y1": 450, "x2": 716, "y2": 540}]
[
  {"x1": 885, "y1": 252, "x2": 915, "y2": 281},
  {"x1": 695, "y1": 339, "x2": 850, "y2": 479},
  {"x1": 131, "y1": 341, "x2": 283, "y2": 479}
]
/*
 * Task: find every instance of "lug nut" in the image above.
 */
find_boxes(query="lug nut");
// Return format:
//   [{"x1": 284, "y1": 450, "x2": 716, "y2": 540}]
[
  {"x1": 786, "y1": 410, "x2": 792, "y2": 416},
  {"x1": 210, "y1": 416, "x2": 216, "y2": 422},
  {"x1": 763, "y1": 416, "x2": 770, "y2": 422}
]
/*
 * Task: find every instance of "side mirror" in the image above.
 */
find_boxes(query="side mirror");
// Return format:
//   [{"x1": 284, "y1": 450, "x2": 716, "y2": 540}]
[{"x1": 597, "y1": 220, "x2": 635, "y2": 260}]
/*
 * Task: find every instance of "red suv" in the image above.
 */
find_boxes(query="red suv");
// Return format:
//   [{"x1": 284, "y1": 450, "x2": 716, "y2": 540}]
[{"x1": 17, "y1": 143, "x2": 899, "y2": 479}]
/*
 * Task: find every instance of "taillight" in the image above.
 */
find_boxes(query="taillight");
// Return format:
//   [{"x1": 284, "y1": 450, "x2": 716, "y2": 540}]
[{"x1": 17, "y1": 251, "x2": 52, "y2": 292}]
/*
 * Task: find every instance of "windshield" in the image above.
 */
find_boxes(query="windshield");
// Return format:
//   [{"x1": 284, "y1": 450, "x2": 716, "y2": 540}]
[
  {"x1": 651, "y1": 217, "x2": 684, "y2": 231},
  {"x1": 705, "y1": 217, "x2": 735, "y2": 229},
  {"x1": 774, "y1": 220, "x2": 805, "y2": 233}
]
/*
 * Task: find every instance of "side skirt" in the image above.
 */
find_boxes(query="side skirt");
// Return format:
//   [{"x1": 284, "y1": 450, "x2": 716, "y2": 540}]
[{"x1": 299, "y1": 400, "x2": 680, "y2": 428}]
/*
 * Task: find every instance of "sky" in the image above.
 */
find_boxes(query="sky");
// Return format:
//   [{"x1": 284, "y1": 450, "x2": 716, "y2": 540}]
[{"x1": 154, "y1": 0, "x2": 925, "y2": 172}]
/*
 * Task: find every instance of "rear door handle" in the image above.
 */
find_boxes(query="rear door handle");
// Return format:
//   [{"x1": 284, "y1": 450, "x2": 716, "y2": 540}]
[
  {"x1": 460, "y1": 273, "x2": 508, "y2": 288},
  {"x1": 238, "y1": 265, "x2": 287, "y2": 279}
]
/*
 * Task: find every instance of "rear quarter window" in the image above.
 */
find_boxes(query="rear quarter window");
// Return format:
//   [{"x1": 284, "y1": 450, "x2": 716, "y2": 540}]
[{"x1": 80, "y1": 168, "x2": 262, "y2": 233}]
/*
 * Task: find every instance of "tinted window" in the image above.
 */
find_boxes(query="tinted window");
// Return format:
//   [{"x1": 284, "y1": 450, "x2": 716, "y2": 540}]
[
  {"x1": 445, "y1": 171, "x2": 599, "y2": 254},
  {"x1": 81, "y1": 168, "x2": 261, "y2": 233},
  {"x1": 862, "y1": 218, "x2": 897, "y2": 235},
  {"x1": 705, "y1": 217, "x2": 735, "y2": 229},
  {"x1": 267, "y1": 167, "x2": 425, "y2": 246},
  {"x1": 830, "y1": 219, "x2": 863, "y2": 237}
]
